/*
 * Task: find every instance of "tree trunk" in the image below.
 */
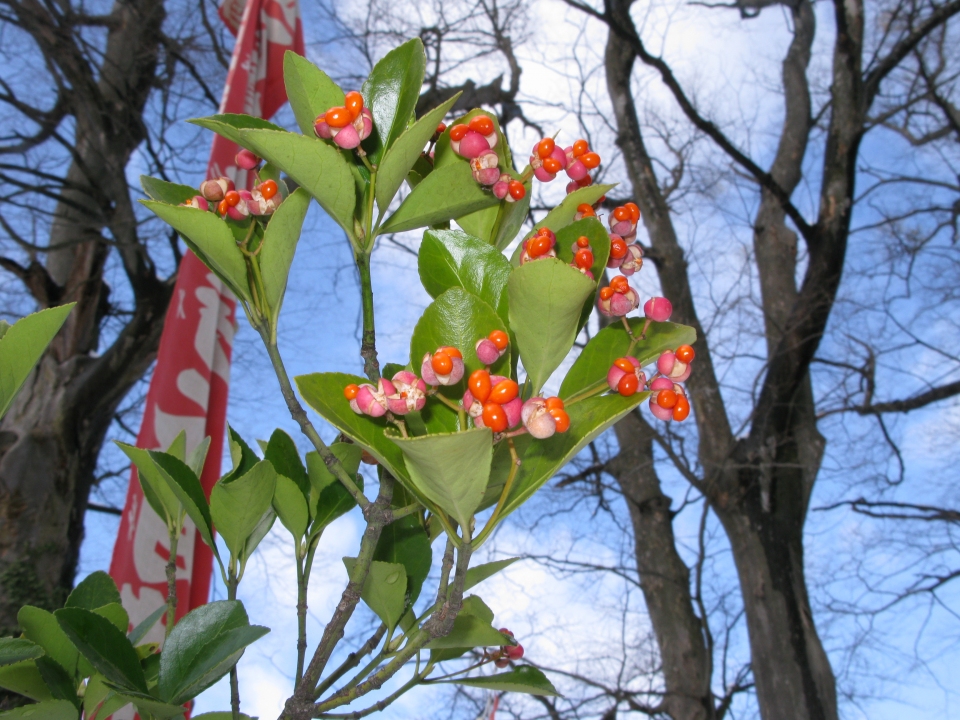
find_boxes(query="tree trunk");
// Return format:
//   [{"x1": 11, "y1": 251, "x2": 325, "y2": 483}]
[{"x1": 0, "y1": 0, "x2": 170, "y2": 635}]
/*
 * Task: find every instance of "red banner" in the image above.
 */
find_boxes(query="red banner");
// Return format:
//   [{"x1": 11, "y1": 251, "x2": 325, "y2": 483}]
[{"x1": 107, "y1": 0, "x2": 304, "y2": 675}]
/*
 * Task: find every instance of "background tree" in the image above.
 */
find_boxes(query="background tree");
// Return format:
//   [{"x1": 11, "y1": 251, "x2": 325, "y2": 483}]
[{"x1": 0, "y1": 0, "x2": 229, "y2": 634}]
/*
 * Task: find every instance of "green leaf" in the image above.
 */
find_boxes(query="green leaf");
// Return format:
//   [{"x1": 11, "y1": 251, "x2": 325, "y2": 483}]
[
  {"x1": 457, "y1": 178, "x2": 532, "y2": 251},
  {"x1": 342, "y1": 560, "x2": 406, "y2": 634},
  {"x1": 141, "y1": 177, "x2": 197, "y2": 206},
  {"x1": 239, "y1": 129, "x2": 357, "y2": 242},
  {"x1": 0, "y1": 661, "x2": 53, "y2": 701},
  {"x1": 375, "y1": 93, "x2": 460, "y2": 215},
  {"x1": 192, "y1": 713, "x2": 256, "y2": 720},
  {"x1": 373, "y1": 492, "x2": 431, "y2": 604},
  {"x1": 534, "y1": 184, "x2": 616, "y2": 234},
  {"x1": 0, "y1": 304, "x2": 74, "y2": 420},
  {"x1": 558, "y1": 318, "x2": 697, "y2": 399},
  {"x1": 65, "y1": 572, "x2": 121, "y2": 612},
  {"x1": 158, "y1": 600, "x2": 268, "y2": 705},
  {"x1": 0, "y1": 639, "x2": 43, "y2": 667},
  {"x1": 18, "y1": 608, "x2": 82, "y2": 679},
  {"x1": 296, "y1": 373, "x2": 411, "y2": 486},
  {"x1": 54, "y1": 608, "x2": 146, "y2": 693},
  {"x1": 451, "y1": 666, "x2": 560, "y2": 697},
  {"x1": 224, "y1": 426, "x2": 260, "y2": 482},
  {"x1": 34, "y1": 657, "x2": 78, "y2": 707},
  {"x1": 92, "y1": 605, "x2": 129, "y2": 635},
  {"x1": 379, "y1": 163, "x2": 500, "y2": 234},
  {"x1": 306, "y1": 443, "x2": 363, "y2": 530},
  {"x1": 263, "y1": 429, "x2": 310, "y2": 498},
  {"x1": 283, "y1": 51, "x2": 345, "y2": 136},
  {"x1": 128, "y1": 606, "x2": 166, "y2": 646},
  {"x1": 552, "y1": 217, "x2": 612, "y2": 331},
  {"x1": 503, "y1": 393, "x2": 649, "y2": 519},
  {"x1": 82, "y1": 673, "x2": 128, "y2": 720},
  {"x1": 0, "y1": 700, "x2": 78, "y2": 720},
  {"x1": 188, "y1": 114, "x2": 284, "y2": 147},
  {"x1": 260, "y1": 188, "x2": 310, "y2": 320},
  {"x1": 427, "y1": 596, "x2": 509, "y2": 649},
  {"x1": 103, "y1": 688, "x2": 185, "y2": 719},
  {"x1": 362, "y1": 38, "x2": 427, "y2": 164},
  {"x1": 464, "y1": 558, "x2": 519, "y2": 592},
  {"x1": 149, "y1": 453, "x2": 218, "y2": 563},
  {"x1": 409, "y1": 287, "x2": 510, "y2": 384},
  {"x1": 116, "y1": 443, "x2": 182, "y2": 527},
  {"x1": 239, "y1": 508, "x2": 276, "y2": 570},
  {"x1": 273, "y1": 474, "x2": 309, "y2": 540},
  {"x1": 507, "y1": 258, "x2": 595, "y2": 394},
  {"x1": 141, "y1": 201, "x2": 250, "y2": 302},
  {"x1": 389, "y1": 428, "x2": 493, "y2": 529},
  {"x1": 210, "y1": 461, "x2": 277, "y2": 559},
  {"x1": 186, "y1": 437, "x2": 211, "y2": 479},
  {"x1": 418, "y1": 230, "x2": 512, "y2": 328}
]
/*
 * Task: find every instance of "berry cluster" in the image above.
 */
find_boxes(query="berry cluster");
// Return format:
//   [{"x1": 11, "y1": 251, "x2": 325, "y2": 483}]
[
  {"x1": 598, "y1": 275, "x2": 640, "y2": 317},
  {"x1": 570, "y1": 235, "x2": 596, "y2": 279},
  {"x1": 314, "y1": 91, "x2": 374, "y2": 150},
  {"x1": 518, "y1": 227, "x2": 557, "y2": 264},
  {"x1": 606, "y1": 344, "x2": 695, "y2": 422},
  {"x1": 530, "y1": 137, "x2": 600, "y2": 183},
  {"x1": 183, "y1": 150, "x2": 283, "y2": 219},
  {"x1": 344, "y1": 329, "x2": 570, "y2": 440},
  {"x1": 606, "y1": 204, "x2": 643, "y2": 276},
  {"x1": 490, "y1": 628, "x2": 524, "y2": 668},
  {"x1": 446, "y1": 116, "x2": 525, "y2": 202}
]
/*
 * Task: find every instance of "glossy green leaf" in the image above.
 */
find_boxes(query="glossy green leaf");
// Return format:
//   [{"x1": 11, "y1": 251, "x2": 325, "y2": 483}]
[
  {"x1": 380, "y1": 163, "x2": 500, "y2": 234},
  {"x1": 389, "y1": 428, "x2": 493, "y2": 529},
  {"x1": 418, "y1": 230, "x2": 512, "y2": 328},
  {"x1": 34, "y1": 657, "x2": 78, "y2": 707},
  {"x1": 186, "y1": 437, "x2": 211, "y2": 479},
  {"x1": 189, "y1": 114, "x2": 284, "y2": 148},
  {"x1": 128, "y1": 606, "x2": 166, "y2": 646},
  {"x1": 559, "y1": 318, "x2": 698, "y2": 399},
  {"x1": 224, "y1": 426, "x2": 259, "y2": 482},
  {"x1": 260, "y1": 187, "x2": 310, "y2": 321},
  {"x1": 239, "y1": 129, "x2": 357, "y2": 242},
  {"x1": 210, "y1": 461, "x2": 277, "y2": 559},
  {"x1": 534, "y1": 184, "x2": 616, "y2": 233},
  {"x1": 0, "y1": 700, "x2": 78, "y2": 720},
  {"x1": 342, "y1": 560, "x2": 406, "y2": 633},
  {"x1": 0, "y1": 661, "x2": 53, "y2": 701},
  {"x1": 296, "y1": 373, "x2": 411, "y2": 486},
  {"x1": 373, "y1": 489, "x2": 431, "y2": 604},
  {"x1": 362, "y1": 38, "x2": 426, "y2": 163},
  {"x1": 103, "y1": 688, "x2": 185, "y2": 719},
  {"x1": 503, "y1": 393, "x2": 649, "y2": 519},
  {"x1": 410, "y1": 287, "x2": 510, "y2": 383},
  {"x1": 451, "y1": 665, "x2": 560, "y2": 696},
  {"x1": 376, "y1": 93, "x2": 460, "y2": 215},
  {"x1": 464, "y1": 558, "x2": 519, "y2": 592},
  {"x1": 158, "y1": 600, "x2": 268, "y2": 705},
  {"x1": 54, "y1": 608, "x2": 145, "y2": 693},
  {"x1": 552, "y1": 217, "x2": 612, "y2": 331},
  {"x1": 0, "y1": 639, "x2": 43, "y2": 667},
  {"x1": 306, "y1": 443, "x2": 363, "y2": 529},
  {"x1": 427, "y1": 596, "x2": 509, "y2": 649},
  {"x1": 141, "y1": 201, "x2": 250, "y2": 302},
  {"x1": 264, "y1": 429, "x2": 310, "y2": 498},
  {"x1": 283, "y1": 51, "x2": 345, "y2": 135},
  {"x1": 149, "y1": 454, "x2": 218, "y2": 562},
  {"x1": 82, "y1": 673, "x2": 128, "y2": 720},
  {"x1": 65, "y1": 572, "x2": 120, "y2": 612},
  {"x1": 92, "y1": 604, "x2": 129, "y2": 634},
  {"x1": 457, "y1": 177, "x2": 531, "y2": 251},
  {"x1": 273, "y1": 474, "x2": 309, "y2": 539},
  {"x1": 0, "y1": 304, "x2": 74, "y2": 420},
  {"x1": 17, "y1": 608, "x2": 81, "y2": 679},
  {"x1": 116, "y1": 443, "x2": 182, "y2": 527},
  {"x1": 507, "y1": 258, "x2": 595, "y2": 394},
  {"x1": 141, "y1": 177, "x2": 196, "y2": 206}
]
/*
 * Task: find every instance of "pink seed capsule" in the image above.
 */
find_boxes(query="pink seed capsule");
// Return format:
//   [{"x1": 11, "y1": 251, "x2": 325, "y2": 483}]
[
  {"x1": 644, "y1": 297, "x2": 673, "y2": 323},
  {"x1": 235, "y1": 148, "x2": 260, "y2": 170}
]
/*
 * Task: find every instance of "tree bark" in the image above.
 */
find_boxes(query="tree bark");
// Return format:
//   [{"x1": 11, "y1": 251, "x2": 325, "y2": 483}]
[{"x1": 0, "y1": 0, "x2": 171, "y2": 635}]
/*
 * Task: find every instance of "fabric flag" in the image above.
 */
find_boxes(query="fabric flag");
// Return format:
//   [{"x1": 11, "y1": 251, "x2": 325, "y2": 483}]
[{"x1": 107, "y1": 0, "x2": 304, "y2": 676}]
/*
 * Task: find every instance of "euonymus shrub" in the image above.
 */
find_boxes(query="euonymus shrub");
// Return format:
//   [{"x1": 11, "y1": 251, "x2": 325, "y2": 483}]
[{"x1": 0, "y1": 38, "x2": 697, "y2": 720}]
